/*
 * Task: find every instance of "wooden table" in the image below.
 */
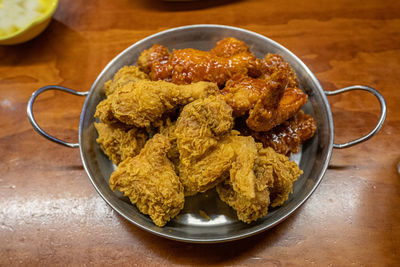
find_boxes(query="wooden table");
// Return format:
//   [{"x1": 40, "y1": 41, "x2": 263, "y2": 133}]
[{"x1": 1, "y1": 0, "x2": 399, "y2": 265}]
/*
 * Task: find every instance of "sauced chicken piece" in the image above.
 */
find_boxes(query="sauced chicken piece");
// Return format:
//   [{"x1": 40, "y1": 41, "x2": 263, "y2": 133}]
[
  {"x1": 248, "y1": 110, "x2": 317, "y2": 156},
  {"x1": 104, "y1": 66, "x2": 149, "y2": 96},
  {"x1": 246, "y1": 86, "x2": 308, "y2": 132},
  {"x1": 222, "y1": 72, "x2": 287, "y2": 122},
  {"x1": 222, "y1": 71, "x2": 307, "y2": 133},
  {"x1": 175, "y1": 95, "x2": 235, "y2": 196},
  {"x1": 94, "y1": 122, "x2": 148, "y2": 165},
  {"x1": 137, "y1": 44, "x2": 170, "y2": 74},
  {"x1": 137, "y1": 43, "x2": 261, "y2": 86},
  {"x1": 261, "y1": 53, "x2": 299, "y2": 88},
  {"x1": 94, "y1": 80, "x2": 219, "y2": 128},
  {"x1": 109, "y1": 134, "x2": 184, "y2": 227},
  {"x1": 210, "y1": 37, "x2": 251, "y2": 58}
]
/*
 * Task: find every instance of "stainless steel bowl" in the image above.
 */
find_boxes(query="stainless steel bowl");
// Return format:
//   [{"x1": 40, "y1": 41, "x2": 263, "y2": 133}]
[{"x1": 27, "y1": 25, "x2": 386, "y2": 243}]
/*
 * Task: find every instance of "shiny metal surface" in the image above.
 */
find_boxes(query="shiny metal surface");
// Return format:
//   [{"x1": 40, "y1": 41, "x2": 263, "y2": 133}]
[
  {"x1": 27, "y1": 25, "x2": 386, "y2": 243},
  {"x1": 27, "y1": 85, "x2": 88, "y2": 148},
  {"x1": 325, "y1": 85, "x2": 387, "y2": 149}
]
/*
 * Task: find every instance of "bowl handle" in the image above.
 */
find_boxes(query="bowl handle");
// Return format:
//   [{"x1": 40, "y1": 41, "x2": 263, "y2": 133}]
[
  {"x1": 324, "y1": 85, "x2": 387, "y2": 149},
  {"x1": 27, "y1": 85, "x2": 89, "y2": 148}
]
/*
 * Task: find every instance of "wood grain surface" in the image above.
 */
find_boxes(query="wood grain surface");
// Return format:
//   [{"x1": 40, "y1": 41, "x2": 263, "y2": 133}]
[{"x1": 1, "y1": 0, "x2": 399, "y2": 266}]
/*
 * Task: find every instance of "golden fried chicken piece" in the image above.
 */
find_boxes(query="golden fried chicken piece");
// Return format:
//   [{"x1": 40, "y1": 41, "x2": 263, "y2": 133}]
[
  {"x1": 159, "y1": 120, "x2": 180, "y2": 170},
  {"x1": 257, "y1": 146, "x2": 303, "y2": 207},
  {"x1": 217, "y1": 137, "x2": 302, "y2": 223},
  {"x1": 94, "y1": 99, "x2": 119, "y2": 125},
  {"x1": 261, "y1": 53, "x2": 299, "y2": 88},
  {"x1": 138, "y1": 43, "x2": 261, "y2": 86},
  {"x1": 94, "y1": 80, "x2": 219, "y2": 128},
  {"x1": 210, "y1": 37, "x2": 250, "y2": 58},
  {"x1": 246, "y1": 86, "x2": 308, "y2": 132},
  {"x1": 228, "y1": 135, "x2": 259, "y2": 199},
  {"x1": 109, "y1": 134, "x2": 184, "y2": 227},
  {"x1": 94, "y1": 122, "x2": 148, "y2": 165},
  {"x1": 104, "y1": 66, "x2": 149, "y2": 96},
  {"x1": 245, "y1": 110, "x2": 317, "y2": 156},
  {"x1": 216, "y1": 135, "x2": 273, "y2": 223},
  {"x1": 178, "y1": 137, "x2": 236, "y2": 196},
  {"x1": 175, "y1": 95, "x2": 235, "y2": 195}
]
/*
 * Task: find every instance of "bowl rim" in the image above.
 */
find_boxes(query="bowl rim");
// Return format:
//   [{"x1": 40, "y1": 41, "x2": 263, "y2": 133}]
[{"x1": 0, "y1": 0, "x2": 59, "y2": 41}]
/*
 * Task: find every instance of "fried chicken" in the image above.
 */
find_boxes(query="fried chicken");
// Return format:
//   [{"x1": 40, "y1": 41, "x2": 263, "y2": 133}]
[
  {"x1": 104, "y1": 66, "x2": 149, "y2": 96},
  {"x1": 94, "y1": 122, "x2": 148, "y2": 165},
  {"x1": 261, "y1": 53, "x2": 299, "y2": 88},
  {"x1": 137, "y1": 44, "x2": 170, "y2": 74},
  {"x1": 222, "y1": 69, "x2": 307, "y2": 133},
  {"x1": 222, "y1": 72, "x2": 288, "y2": 124},
  {"x1": 109, "y1": 134, "x2": 184, "y2": 227},
  {"x1": 210, "y1": 37, "x2": 251, "y2": 58},
  {"x1": 246, "y1": 110, "x2": 317, "y2": 156},
  {"x1": 257, "y1": 146, "x2": 303, "y2": 207},
  {"x1": 159, "y1": 120, "x2": 180, "y2": 170},
  {"x1": 94, "y1": 80, "x2": 219, "y2": 128},
  {"x1": 246, "y1": 86, "x2": 307, "y2": 132},
  {"x1": 217, "y1": 136, "x2": 302, "y2": 223},
  {"x1": 175, "y1": 95, "x2": 235, "y2": 196},
  {"x1": 216, "y1": 135, "x2": 273, "y2": 224},
  {"x1": 94, "y1": 37, "x2": 318, "y2": 227},
  {"x1": 138, "y1": 40, "x2": 261, "y2": 86}
]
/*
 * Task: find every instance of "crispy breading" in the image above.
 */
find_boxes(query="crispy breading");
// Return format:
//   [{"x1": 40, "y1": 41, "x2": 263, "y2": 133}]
[
  {"x1": 217, "y1": 136, "x2": 302, "y2": 223},
  {"x1": 95, "y1": 80, "x2": 219, "y2": 128},
  {"x1": 175, "y1": 95, "x2": 235, "y2": 195},
  {"x1": 94, "y1": 122, "x2": 148, "y2": 165},
  {"x1": 257, "y1": 146, "x2": 303, "y2": 207},
  {"x1": 109, "y1": 134, "x2": 184, "y2": 227},
  {"x1": 104, "y1": 66, "x2": 149, "y2": 96},
  {"x1": 216, "y1": 136, "x2": 273, "y2": 223}
]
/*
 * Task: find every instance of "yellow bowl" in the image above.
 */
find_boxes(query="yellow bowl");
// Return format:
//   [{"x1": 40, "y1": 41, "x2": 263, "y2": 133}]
[{"x1": 0, "y1": 0, "x2": 58, "y2": 45}]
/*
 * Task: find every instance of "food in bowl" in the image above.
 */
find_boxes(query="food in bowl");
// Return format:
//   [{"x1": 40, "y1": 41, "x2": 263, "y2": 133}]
[{"x1": 93, "y1": 37, "x2": 316, "y2": 227}]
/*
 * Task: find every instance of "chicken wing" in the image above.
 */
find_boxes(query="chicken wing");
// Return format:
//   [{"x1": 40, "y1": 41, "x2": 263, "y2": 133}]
[
  {"x1": 138, "y1": 42, "x2": 261, "y2": 86},
  {"x1": 210, "y1": 37, "x2": 251, "y2": 58},
  {"x1": 175, "y1": 95, "x2": 235, "y2": 195},
  {"x1": 104, "y1": 66, "x2": 149, "y2": 96},
  {"x1": 109, "y1": 134, "x2": 184, "y2": 227},
  {"x1": 261, "y1": 53, "x2": 299, "y2": 88},
  {"x1": 222, "y1": 72, "x2": 287, "y2": 118},
  {"x1": 94, "y1": 122, "x2": 148, "y2": 165},
  {"x1": 246, "y1": 110, "x2": 317, "y2": 156},
  {"x1": 246, "y1": 86, "x2": 308, "y2": 132},
  {"x1": 137, "y1": 44, "x2": 170, "y2": 74},
  {"x1": 94, "y1": 79, "x2": 219, "y2": 128}
]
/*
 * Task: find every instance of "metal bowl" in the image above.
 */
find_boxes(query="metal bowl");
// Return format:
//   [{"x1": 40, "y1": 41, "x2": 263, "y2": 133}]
[{"x1": 27, "y1": 25, "x2": 386, "y2": 243}]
